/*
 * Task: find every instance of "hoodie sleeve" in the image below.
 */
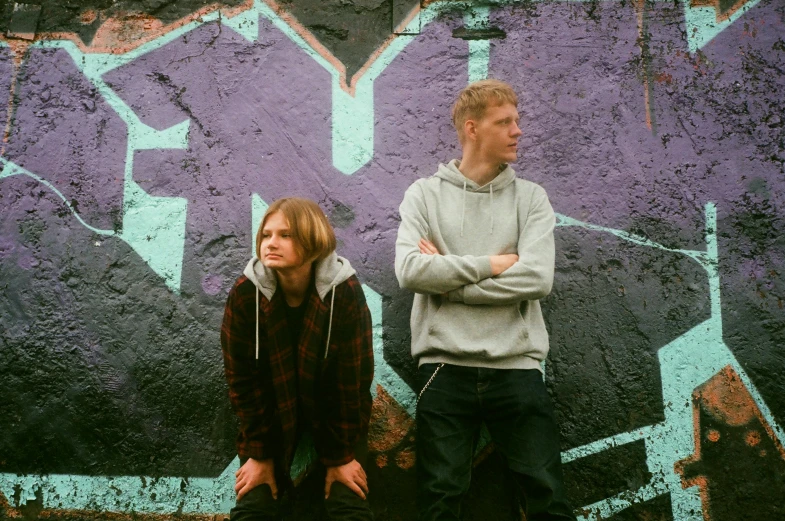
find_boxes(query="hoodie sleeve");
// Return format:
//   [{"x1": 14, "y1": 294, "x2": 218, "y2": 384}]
[
  {"x1": 221, "y1": 277, "x2": 278, "y2": 460},
  {"x1": 395, "y1": 181, "x2": 494, "y2": 294},
  {"x1": 447, "y1": 186, "x2": 555, "y2": 305}
]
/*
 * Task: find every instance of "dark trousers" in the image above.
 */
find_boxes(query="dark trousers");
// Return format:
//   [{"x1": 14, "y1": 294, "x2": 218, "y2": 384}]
[
  {"x1": 229, "y1": 438, "x2": 374, "y2": 521},
  {"x1": 416, "y1": 364, "x2": 576, "y2": 521}
]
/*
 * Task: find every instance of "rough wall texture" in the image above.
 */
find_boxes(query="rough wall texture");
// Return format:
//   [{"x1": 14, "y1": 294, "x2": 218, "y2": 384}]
[{"x1": 1, "y1": 0, "x2": 784, "y2": 520}]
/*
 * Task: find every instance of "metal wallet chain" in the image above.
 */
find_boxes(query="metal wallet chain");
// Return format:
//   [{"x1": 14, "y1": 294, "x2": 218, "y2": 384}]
[{"x1": 416, "y1": 363, "x2": 446, "y2": 406}]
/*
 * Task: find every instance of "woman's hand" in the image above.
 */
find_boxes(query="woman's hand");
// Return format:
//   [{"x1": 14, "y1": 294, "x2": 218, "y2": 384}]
[
  {"x1": 235, "y1": 458, "x2": 277, "y2": 501},
  {"x1": 325, "y1": 459, "x2": 369, "y2": 500}
]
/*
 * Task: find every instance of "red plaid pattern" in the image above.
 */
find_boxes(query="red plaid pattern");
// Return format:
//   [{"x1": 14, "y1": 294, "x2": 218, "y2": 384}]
[{"x1": 221, "y1": 274, "x2": 373, "y2": 468}]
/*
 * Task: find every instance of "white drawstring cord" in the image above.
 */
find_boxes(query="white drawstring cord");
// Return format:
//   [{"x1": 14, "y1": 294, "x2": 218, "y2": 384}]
[
  {"x1": 324, "y1": 285, "x2": 336, "y2": 359},
  {"x1": 490, "y1": 183, "x2": 494, "y2": 235},
  {"x1": 460, "y1": 181, "x2": 467, "y2": 237},
  {"x1": 255, "y1": 285, "x2": 260, "y2": 360}
]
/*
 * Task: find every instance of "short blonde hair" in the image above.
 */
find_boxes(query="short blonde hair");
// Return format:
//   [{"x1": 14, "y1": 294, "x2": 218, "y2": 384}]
[
  {"x1": 452, "y1": 79, "x2": 518, "y2": 142},
  {"x1": 255, "y1": 197, "x2": 336, "y2": 263}
]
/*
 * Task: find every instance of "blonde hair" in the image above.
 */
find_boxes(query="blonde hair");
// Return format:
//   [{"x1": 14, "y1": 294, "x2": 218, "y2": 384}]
[
  {"x1": 452, "y1": 79, "x2": 518, "y2": 142},
  {"x1": 255, "y1": 198, "x2": 337, "y2": 263}
]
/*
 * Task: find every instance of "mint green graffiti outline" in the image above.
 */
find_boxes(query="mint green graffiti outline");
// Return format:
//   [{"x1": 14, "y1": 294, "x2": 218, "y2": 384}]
[
  {"x1": 1, "y1": 28, "x2": 193, "y2": 291},
  {"x1": 1, "y1": 0, "x2": 763, "y2": 288},
  {"x1": 683, "y1": 0, "x2": 763, "y2": 54},
  {"x1": 0, "y1": 251, "x2": 414, "y2": 514},
  {"x1": 0, "y1": 157, "x2": 115, "y2": 236},
  {"x1": 1, "y1": 3, "x2": 776, "y2": 517},
  {"x1": 558, "y1": 203, "x2": 785, "y2": 521},
  {"x1": 0, "y1": 0, "x2": 763, "y2": 178},
  {"x1": 3, "y1": 197, "x2": 782, "y2": 519},
  {"x1": 466, "y1": 6, "x2": 492, "y2": 83},
  {"x1": 247, "y1": 0, "x2": 756, "y2": 174}
]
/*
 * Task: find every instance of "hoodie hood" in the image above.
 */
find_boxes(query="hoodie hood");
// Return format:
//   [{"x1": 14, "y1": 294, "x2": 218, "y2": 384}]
[
  {"x1": 243, "y1": 251, "x2": 356, "y2": 301},
  {"x1": 242, "y1": 251, "x2": 356, "y2": 361},
  {"x1": 435, "y1": 159, "x2": 517, "y2": 235},
  {"x1": 435, "y1": 159, "x2": 517, "y2": 192}
]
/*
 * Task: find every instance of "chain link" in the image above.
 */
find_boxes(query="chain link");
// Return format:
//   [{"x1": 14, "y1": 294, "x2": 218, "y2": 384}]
[{"x1": 416, "y1": 363, "x2": 445, "y2": 406}]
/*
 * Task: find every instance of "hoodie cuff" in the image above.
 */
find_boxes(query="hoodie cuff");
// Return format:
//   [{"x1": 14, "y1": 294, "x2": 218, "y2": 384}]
[
  {"x1": 319, "y1": 451, "x2": 356, "y2": 468},
  {"x1": 448, "y1": 287, "x2": 465, "y2": 303},
  {"x1": 238, "y1": 444, "x2": 274, "y2": 462},
  {"x1": 478, "y1": 255, "x2": 493, "y2": 281}
]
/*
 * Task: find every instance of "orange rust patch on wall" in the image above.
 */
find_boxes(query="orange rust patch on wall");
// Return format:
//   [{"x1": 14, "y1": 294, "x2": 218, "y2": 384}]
[
  {"x1": 675, "y1": 365, "x2": 785, "y2": 521},
  {"x1": 80, "y1": 10, "x2": 98, "y2": 25},
  {"x1": 1, "y1": 40, "x2": 33, "y2": 156},
  {"x1": 0, "y1": 0, "x2": 254, "y2": 56},
  {"x1": 395, "y1": 448, "x2": 416, "y2": 470},
  {"x1": 698, "y1": 366, "x2": 757, "y2": 427},
  {"x1": 368, "y1": 385, "x2": 414, "y2": 453},
  {"x1": 745, "y1": 430, "x2": 761, "y2": 447},
  {"x1": 375, "y1": 453, "x2": 389, "y2": 468},
  {"x1": 655, "y1": 72, "x2": 673, "y2": 84}
]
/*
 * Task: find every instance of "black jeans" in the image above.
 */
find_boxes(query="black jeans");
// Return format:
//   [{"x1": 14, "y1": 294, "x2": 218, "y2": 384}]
[
  {"x1": 416, "y1": 364, "x2": 576, "y2": 521},
  {"x1": 229, "y1": 438, "x2": 374, "y2": 521}
]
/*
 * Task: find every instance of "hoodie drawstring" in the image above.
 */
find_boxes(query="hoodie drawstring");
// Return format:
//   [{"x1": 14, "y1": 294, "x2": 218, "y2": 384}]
[
  {"x1": 255, "y1": 286, "x2": 260, "y2": 361},
  {"x1": 325, "y1": 285, "x2": 336, "y2": 359},
  {"x1": 460, "y1": 181, "x2": 467, "y2": 237},
  {"x1": 490, "y1": 183, "x2": 494, "y2": 235}
]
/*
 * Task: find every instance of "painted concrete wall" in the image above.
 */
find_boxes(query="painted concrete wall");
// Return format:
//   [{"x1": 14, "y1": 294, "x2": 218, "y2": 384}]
[{"x1": 1, "y1": 0, "x2": 783, "y2": 520}]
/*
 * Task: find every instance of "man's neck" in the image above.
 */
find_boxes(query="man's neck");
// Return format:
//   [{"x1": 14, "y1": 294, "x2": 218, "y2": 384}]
[
  {"x1": 276, "y1": 263, "x2": 313, "y2": 307},
  {"x1": 457, "y1": 155, "x2": 505, "y2": 187}
]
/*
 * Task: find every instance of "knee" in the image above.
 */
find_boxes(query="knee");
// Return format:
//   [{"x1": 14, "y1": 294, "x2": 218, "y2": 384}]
[
  {"x1": 230, "y1": 485, "x2": 281, "y2": 521},
  {"x1": 324, "y1": 482, "x2": 373, "y2": 519}
]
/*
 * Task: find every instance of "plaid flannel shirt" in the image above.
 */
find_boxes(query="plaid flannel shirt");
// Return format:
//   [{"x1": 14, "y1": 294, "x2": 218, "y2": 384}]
[{"x1": 221, "y1": 273, "x2": 373, "y2": 469}]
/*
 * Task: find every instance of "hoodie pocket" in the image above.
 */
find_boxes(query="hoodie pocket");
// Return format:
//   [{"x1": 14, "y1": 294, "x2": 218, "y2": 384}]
[{"x1": 426, "y1": 301, "x2": 531, "y2": 360}]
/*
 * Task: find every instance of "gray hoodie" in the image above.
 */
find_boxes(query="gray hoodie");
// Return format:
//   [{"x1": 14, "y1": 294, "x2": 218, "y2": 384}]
[
  {"x1": 242, "y1": 251, "x2": 357, "y2": 360},
  {"x1": 395, "y1": 160, "x2": 555, "y2": 370}
]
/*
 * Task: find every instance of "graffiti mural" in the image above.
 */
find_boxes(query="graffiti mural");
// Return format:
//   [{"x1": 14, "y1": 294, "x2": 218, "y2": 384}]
[{"x1": 1, "y1": 0, "x2": 783, "y2": 520}]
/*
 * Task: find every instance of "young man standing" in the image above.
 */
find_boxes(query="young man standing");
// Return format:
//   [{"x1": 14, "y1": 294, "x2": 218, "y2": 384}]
[{"x1": 395, "y1": 80, "x2": 576, "y2": 521}]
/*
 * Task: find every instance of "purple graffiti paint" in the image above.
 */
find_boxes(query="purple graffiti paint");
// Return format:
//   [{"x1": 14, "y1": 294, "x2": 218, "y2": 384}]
[
  {"x1": 105, "y1": 18, "x2": 337, "y2": 297},
  {"x1": 3, "y1": 47, "x2": 125, "y2": 231},
  {"x1": 0, "y1": 235, "x2": 16, "y2": 258},
  {"x1": 201, "y1": 273, "x2": 223, "y2": 295},
  {"x1": 1, "y1": 46, "x2": 12, "y2": 139}
]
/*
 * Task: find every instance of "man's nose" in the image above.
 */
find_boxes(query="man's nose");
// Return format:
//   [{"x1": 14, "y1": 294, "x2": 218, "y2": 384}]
[{"x1": 511, "y1": 123, "x2": 522, "y2": 137}]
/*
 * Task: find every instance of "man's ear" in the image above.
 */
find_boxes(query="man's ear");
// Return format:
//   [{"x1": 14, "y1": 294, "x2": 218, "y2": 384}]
[{"x1": 464, "y1": 119, "x2": 477, "y2": 142}]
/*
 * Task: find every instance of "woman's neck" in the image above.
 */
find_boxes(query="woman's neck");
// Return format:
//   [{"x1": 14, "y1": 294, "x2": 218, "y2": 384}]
[{"x1": 276, "y1": 262, "x2": 314, "y2": 307}]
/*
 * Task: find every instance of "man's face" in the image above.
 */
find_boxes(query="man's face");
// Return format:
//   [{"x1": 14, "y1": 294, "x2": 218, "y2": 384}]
[
  {"x1": 472, "y1": 102, "x2": 522, "y2": 165},
  {"x1": 260, "y1": 211, "x2": 306, "y2": 271}
]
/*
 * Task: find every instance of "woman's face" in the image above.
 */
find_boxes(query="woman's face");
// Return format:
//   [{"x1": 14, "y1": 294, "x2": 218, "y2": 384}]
[{"x1": 259, "y1": 211, "x2": 306, "y2": 271}]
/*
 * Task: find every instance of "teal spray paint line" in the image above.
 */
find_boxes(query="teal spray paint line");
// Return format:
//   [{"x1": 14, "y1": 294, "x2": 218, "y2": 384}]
[
  {"x1": 0, "y1": 157, "x2": 115, "y2": 236},
  {"x1": 558, "y1": 203, "x2": 785, "y2": 521},
  {"x1": 365, "y1": 284, "x2": 418, "y2": 418},
  {"x1": 683, "y1": 0, "x2": 763, "y2": 54},
  {"x1": 251, "y1": 193, "x2": 269, "y2": 255},
  {"x1": 465, "y1": 7, "x2": 492, "y2": 83}
]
